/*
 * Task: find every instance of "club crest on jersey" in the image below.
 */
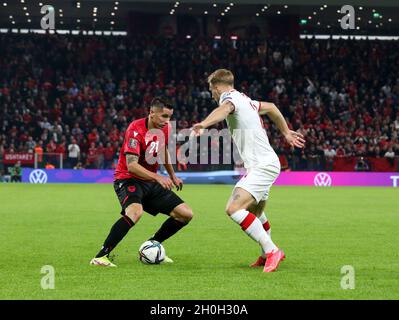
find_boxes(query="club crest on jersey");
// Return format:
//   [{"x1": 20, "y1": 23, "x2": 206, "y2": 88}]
[{"x1": 128, "y1": 138, "x2": 138, "y2": 149}]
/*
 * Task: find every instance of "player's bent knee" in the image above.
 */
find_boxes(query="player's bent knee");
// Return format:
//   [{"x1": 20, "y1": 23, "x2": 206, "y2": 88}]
[
  {"x1": 125, "y1": 204, "x2": 143, "y2": 223},
  {"x1": 171, "y1": 204, "x2": 193, "y2": 224},
  {"x1": 226, "y1": 205, "x2": 240, "y2": 216}
]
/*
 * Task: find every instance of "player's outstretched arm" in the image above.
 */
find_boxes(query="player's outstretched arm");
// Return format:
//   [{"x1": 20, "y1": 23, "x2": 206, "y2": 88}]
[
  {"x1": 259, "y1": 101, "x2": 306, "y2": 149},
  {"x1": 192, "y1": 101, "x2": 234, "y2": 134},
  {"x1": 126, "y1": 154, "x2": 173, "y2": 190}
]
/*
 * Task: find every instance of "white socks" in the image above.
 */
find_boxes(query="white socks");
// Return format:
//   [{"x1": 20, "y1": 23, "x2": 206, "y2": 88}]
[
  {"x1": 230, "y1": 209, "x2": 277, "y2": 255},
  {"x1": 258, "y1": 212, "x2": 271, "y2": 236}
]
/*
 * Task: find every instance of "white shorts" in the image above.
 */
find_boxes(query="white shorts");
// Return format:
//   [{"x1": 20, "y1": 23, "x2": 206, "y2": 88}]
[{"x1": 234, "y1": 165, "x2": 280, "y2": 203}]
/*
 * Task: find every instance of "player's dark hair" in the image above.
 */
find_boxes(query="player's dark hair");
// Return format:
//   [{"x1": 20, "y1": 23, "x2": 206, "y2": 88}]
[{"x1": 150, "y1": 97, "x2": 173, "y2": 110}]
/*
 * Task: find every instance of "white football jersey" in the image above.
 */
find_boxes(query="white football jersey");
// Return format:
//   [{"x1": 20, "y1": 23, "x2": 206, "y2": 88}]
[{"x1": 219, "y1": 90, "x2": 280, "y2": 169}]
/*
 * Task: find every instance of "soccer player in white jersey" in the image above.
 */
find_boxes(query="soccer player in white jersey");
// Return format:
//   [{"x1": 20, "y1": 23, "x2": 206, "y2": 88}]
[{"x1": 192, "y1": 69, "x2": 305, "y2": 272}]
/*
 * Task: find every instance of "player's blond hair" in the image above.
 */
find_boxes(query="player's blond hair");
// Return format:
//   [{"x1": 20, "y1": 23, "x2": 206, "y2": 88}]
[{"x1": 207, "y1": 69, "x2": 234, "y2": 86}]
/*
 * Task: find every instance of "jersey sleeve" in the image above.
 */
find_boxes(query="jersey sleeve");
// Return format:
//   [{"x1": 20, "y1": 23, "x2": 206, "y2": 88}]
[
  {"x1": 251, "y1": 99, "x2": 261, "y2": 112},
  {"x1": 123, "y1": 129, "x2": 142, "y2": 155},
  {"x1": 219, "y1": 92, "x2": 237, "y2": 113}
]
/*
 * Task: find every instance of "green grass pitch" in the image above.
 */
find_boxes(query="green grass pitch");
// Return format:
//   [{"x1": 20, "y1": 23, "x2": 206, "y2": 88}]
[{"x1": 1, "y1": 183, "x2": 398, "y2": 300}]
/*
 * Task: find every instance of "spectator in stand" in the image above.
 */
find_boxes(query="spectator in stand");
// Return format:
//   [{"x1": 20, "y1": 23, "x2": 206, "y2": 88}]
[
  {"x1": 384, "y1": 147, "x2": 396, "y2": 167},
  {"x1": 10, "y1": 161, "x2": 22, "y2": 182},
  {"x1": 67, "y1": 138, "x2": 80, "y2": 169},
  {"x1": 354, "y1": 157, "x2": 370, "y2": 172},
  {"x1": 323, "y1": 143, "x2": 336, "y2": 171},
  {"x1": 103, "y1": 142, "x2": 115, "y2": 169},
  {"x1": 34, "y1": 141, "x2": 44, "y2": 168},
  {"x1": 0, "y1": 34, "x2": 398, "y2": 171},
  {"x1": 86, "y1": 142, "x2": 98, "y2": 169}
]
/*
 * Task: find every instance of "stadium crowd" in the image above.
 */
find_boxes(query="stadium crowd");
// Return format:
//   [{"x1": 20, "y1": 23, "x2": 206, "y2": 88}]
[{"x1": 0, "y1": 34, "x2": 398, "y2": 175}]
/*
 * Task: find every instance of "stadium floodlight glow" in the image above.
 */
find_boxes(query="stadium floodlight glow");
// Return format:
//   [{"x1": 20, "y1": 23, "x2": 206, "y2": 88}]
[
  {"x1": 256, "y1": 13, "x2": 259, "y2": 16},
  {"x1": 60, "y1": 13, "x2": 63, "y2": 17},
  {"x1": 204, "y1": 11, "x2": 208, "y2": 15},
  {"x1": 110, "y1": 21, "x2": 115, "y2": 25},
  {"x1": 20, "y1": 0, "x2": 24, "y2": 2},
  {"x1": 313, "y1": 12, "x2": 317, "y2": 15},
  {"x1": 324, "y1": 5, "x2": 327, "y2": 8},
  {"x1": 25, "y1": 12, "x2": 29, "y2": 16},
  {"x1": 111, "y1": 12, "x2": 115, "y2": 16},
  {"x1": 94, "y1": 18, "x2": 97, "y2": 22},
  {"x1": 59, "y1": 9, "x2": 62, "y2": 12},
  {"x1": 114, "y1": 6, "x2": 118, "y2": 10},
  {"x1": 221, "y1": 12, "x2": 225, "y2": 16},
  {"x1": 9, "y1": 15, "x2": 12, "y2": 19},
  {"x1": 39, "y1": 2, "x2": 43, "y2": 6},
  {"x1": 389, "y1": 18, "x2": 392, "y2": 22},
  {"x1": 23, "y1": 7, "x2": 27, "y2": 10},
  {"x1": 213, "y1": 3, "x2": 217, "y2": 7},
  {"x1": 284, "y1": 5, "x2": 288, "y2": 9},
  {"x1": 230, "y1": 3, "x2": 234, "y2": 6},
  {"x1": 93, "y1": 13, "x2": 97, "y2": 17},
  {"x1": 77, "y1": 19, "x2": 80, "y2": 23},
  {"x1": 3, "y1": 3, "x2": 7, "y2": 6},
  {"x1": 261, "y1": 8, "x2": 265, "y2": 12},
  {"x1": 93, "y1": 7, "x2": 97, "y2": 12},
  {"x1": 186, "y1": 35, "x2": 191, "y2": 39},
  {"x1": 359, "y1": 7, "x2": 363, "y2": 10},
  {"x1": 27, "y1": 19, "x2": 31, "y2": 22},
  {"x1": 115, "y1": 1, "x2": 119, "y2": 4},
  {"x1": 277, "y1": 11, "x2": 281, "y2": 15}
]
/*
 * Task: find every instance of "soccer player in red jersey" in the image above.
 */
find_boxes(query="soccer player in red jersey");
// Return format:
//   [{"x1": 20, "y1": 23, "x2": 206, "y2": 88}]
[{"x1": 90, "y1": 97, "x2": 193, "y2": 267}]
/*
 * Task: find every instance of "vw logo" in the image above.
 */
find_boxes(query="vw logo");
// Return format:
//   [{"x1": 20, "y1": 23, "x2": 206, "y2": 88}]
[
  {"x1": 29, "y1": 169, "x2": 48, "y2": 184},
  {"x1": 314, "y1": 172, "x2": 332, "y2": 187}
]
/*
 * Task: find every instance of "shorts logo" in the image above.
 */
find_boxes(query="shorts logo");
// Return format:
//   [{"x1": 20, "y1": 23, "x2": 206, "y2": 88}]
[
  {"x1": 314, "y1": 172, "x2": 332, "y2": 187},
  {"x1": 128, "y1": 186, "x2": 136, "y2": 193},
  {"x1": 128, "y1": 138, "x2": 138, "y2": 149}
]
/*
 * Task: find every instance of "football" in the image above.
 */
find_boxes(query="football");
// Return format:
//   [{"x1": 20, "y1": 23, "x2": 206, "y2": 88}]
[{"x1": 138, "y1": 240, "x2": 166, "y2": 264}]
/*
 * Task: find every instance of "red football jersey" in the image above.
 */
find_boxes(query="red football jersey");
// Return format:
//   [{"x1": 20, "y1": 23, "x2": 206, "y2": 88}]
[{"x1": 114, "y1": 117, "x2": 170, "y2": 181}]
